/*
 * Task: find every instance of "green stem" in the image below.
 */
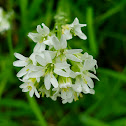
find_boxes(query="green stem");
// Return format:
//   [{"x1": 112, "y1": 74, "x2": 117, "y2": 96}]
[
  {"x1": 26, "y1": 94, "x2": 47, "y2": 126},
  {"x1": 86, "y1": 7, "x2": 98, "y2": 57},
  {"x1": 0, "y1": 80, "x2": 7, "y2": 100},
  {"x1": 7, "y1": 29, "x2": 13, "y2": 57}
]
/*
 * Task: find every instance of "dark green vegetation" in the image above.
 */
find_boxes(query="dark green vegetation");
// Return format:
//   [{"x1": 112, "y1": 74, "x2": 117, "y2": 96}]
[{"x1": 0, "y1": 0, "x2": 126, "y2": 126}]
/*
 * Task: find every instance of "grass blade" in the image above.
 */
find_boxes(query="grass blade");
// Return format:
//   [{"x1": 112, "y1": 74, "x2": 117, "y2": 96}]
[
  {"x1": 86, "y1": 7, "x2": 98, "y2": 57},
  {"x1": 26, "y1": 94, "x2": 47, "y2": 126}
]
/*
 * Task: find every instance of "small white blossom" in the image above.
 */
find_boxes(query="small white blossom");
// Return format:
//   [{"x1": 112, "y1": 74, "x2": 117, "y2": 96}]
[
  {"x1": 62, "y1": 17, "x2": 87, "y2": 40},
  {"x1": 70, "y1": 17, "x2": 87, "y2": 40},
  {"x1": 52, "y1": 35, "x2": 83, "y2": 62},
  {"x1": 20, "y1": 78, "x2": 40, "y2": 98},
  {"x1": 0, "y1": 7, "x2": 10, "y2": 33},
  {"x1": 13, "y1": 53, "x2": 30, "y2": 67},
  {"x1": 28, "y1": 23, "x2": 50, "y2": 43}
]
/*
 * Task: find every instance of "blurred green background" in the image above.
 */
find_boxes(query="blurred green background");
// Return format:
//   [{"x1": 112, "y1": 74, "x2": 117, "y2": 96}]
[{"x1": 0, "y1": 0, "x2": 126, "y2": 126}]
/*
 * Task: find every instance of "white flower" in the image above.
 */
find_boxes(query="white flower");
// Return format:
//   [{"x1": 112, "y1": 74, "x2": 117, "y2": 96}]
[
  {"x1": 13, "y1": 53, "x2": 30, "y2": 67},
  {"x1": 62, "y1": 25, "x2": 72, "y2": 40},
  {"x1": 19, "y1": 78, "x2": 40, "y2": 98},
  {"x1": 70, "y1": 17, "x2": 87, "y2": 40},
  {"x1": 34, "y1": 51, "x2": 58, "y2": 90},
  {"x1": 44, "y1": 72, "x2": 58, "y2": 90},
  {"x1": 52, "y1": 78, "x2": 76, "y2": 104},
  {"x1": 39, "y1": 87, "x2": 51, "y2": 97},
  {"x1": 0, "y1": 7, "x2": 10, "y2": 33},
  {"x1": 29, "y1": 43, "x2": 46, "y2": 65},
  {"x1": 21, "y1": 65, "x2": 44, "y2": 80},
  {"x1": 28, "y1": 23, "x2": 50, "y2": 43},
  {"x1": 54, "y1": 62, "x2": 71, "y2": 77},
  {"x1": 52, "y1": 35, "x2": 83, "y2": 62},
  {"x1": 14, "y1": 17, "x2": 99, "y2": 103},
  {"x1": 72, "y1": 77, "x2": 95, "y2": 94},
  {"x1": 62, "y1": 17, "x2": 87, "y2": 40},
  {"x1": 82, "y1": 52, "x2": 98, "y2": 74}
]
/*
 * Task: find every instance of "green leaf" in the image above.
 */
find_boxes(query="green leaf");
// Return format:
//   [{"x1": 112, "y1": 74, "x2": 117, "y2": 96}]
[
  {"x1": 98, "y1": 68, "x2": 126, "y2": 82},
  {"x1": 95, "y1": 1, "x2": 126, "y2": 24},
  {"x1": 80, "y1": 115, "x2": 110, "y2": 126},
  {"x1": 86, "y1": 7, "x2": 98, "y2": 57},
  {"x1": 0, "y1": 98, "x2": 30, "y2": 110},
  {"x1": 29, "y1": 0, "x2": 44, "y2": 20}
]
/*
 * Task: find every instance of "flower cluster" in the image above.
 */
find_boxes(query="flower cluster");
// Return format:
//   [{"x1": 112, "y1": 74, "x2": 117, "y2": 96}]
[
  {"x1": 13, "y1": 17, "x2": 99, "y2": 104},
  {"x1": 0, "y1": 7, "x2": 11, "y2": 33}
]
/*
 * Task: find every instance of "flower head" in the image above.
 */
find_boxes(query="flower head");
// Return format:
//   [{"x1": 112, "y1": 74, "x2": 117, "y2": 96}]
[{"x1": 13, "y1": 17, "x2": 99, "y2": 104}]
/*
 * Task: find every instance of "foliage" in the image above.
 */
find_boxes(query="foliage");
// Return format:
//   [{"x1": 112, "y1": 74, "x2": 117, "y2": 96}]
[{"x1": 0, "y1": 0, "x2": 126, "y2": 125}]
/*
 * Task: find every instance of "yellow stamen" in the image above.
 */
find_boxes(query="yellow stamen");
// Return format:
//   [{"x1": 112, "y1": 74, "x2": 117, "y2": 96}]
[
  {"x1": 79, "y1": 93, "x2": 83, "y2": 98},
  {"x1": 26, "y1": 69, "x2": 29, "y2": 71},
  {"x1": 42, "y1": 92, "x2": 45, "y2": 97},
  {"x1": 30, "y1": 78, "x2": 36, "y2": 83},
  {"x1": 27, "y1": 86, "x2": 32, "y2": 91},
  {"x1": 62, "y1": 88, "x2": 69, "y2": 92},
  {"x1": 74, "y1": 93, "x2": 79, "y2": 101}
]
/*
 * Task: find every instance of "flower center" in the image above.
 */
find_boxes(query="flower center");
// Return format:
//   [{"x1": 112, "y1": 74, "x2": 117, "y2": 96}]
[{"x1": 27, "y1": 86, "x2": 32, "y2": 91}]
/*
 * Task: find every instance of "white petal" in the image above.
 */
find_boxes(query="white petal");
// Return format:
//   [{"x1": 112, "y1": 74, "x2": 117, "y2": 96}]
[
  {"x1": 13, "y1": 60, "x2": 28, "y2": 67},
  {"x1": 55, "y1": 63, "x2": 70, "y2": 69},
  {"x1": 87, "y1": 72, "x2": 99, "y2": 81},
  {"x1": 29, "y1": 65, "x2": 43, "y2": 71},
  {"x1": 61, "y1": 91, "x2": 67, "y2": 99},
  {"x1": 66, "y1": 49, "x2": 83, "y2": 54},
  {"x1": 82, "y1": 84, "x2": 90, "y2": 93},
  {"x1": 75, "y1": 31, "x2": 87, "y2": 40},
  {"x1": 90, "y1": 89, "x2": 95, "y2": 94},
  {"x1": 50, "y1": 75, "x2": 58, "y2": 88},
  {"x1": 83, "y1": 59, "x2": 96, "y2": 71},
  {"x1": 52, "y1": 36, "x2": 60, "y2": 50},
  {"x1": 54, "y1": 68, "x2": 69, "y2": 77},
  {"x1": 17, "y1": 67, "x2": 28, "y2": 77},
  {"x1": 35, "y1": 55, "x2": 46, "y2": 66},
  {"x1": 22, "y1": 74, "x2": 29, "y2": 80},
  {"x1": 62, "y1": 99, "x2": 67, "y2": 104},
  {"x1": 44, "y1": 51, "x2": 52, "y2": 63},
  {"x1": 28, "y1": 71, "x2": 44, "y2": 78},
  {"x1": 29, "y1": 89, "x2": 34, "y2": 97},
  {"x1": 72, "y1": 84, "x2": 82, "y2": 92},
  {"x1": 72, "y1": 17, "x2": 79, "y2": 25},
  {"x1": 28, "y1": 32, "x2": 42, "y2": 43},
  {"x1": 22, "y1": 88, "x2": 29, "y2": 92},
  {"x1": 19, "y1": 83, "x2": 27, "y2": 88},
  {"x1": 14, "y1": 53, "x2": 27, "y2": 61},
  {"x1": 63, "y1": 29, "x2": 72, "y2": 40},
  {"x1": 81, "y1": 52, "x2": 93, "y2": 60},
  {"x1": 36, "y1": 77, "x2": 40, "y2": 83},
  {"x1": 34, "y1": 89, "x2": 40, "y2": 98},
  {"x1": 69, "y1": 70, "x2": 80, "y2": 78},
  {"x1": 44, "y1": 74, "x2": 51, "y2": 90},
  {"x1": 60, "y1": 35, "x2": 67, "y2": 49},
  {"x1": 37, "y1": 25, "x2": 43, "y2": 33},
  {"x1": 67, "y1": 91, "x2": 73, "y2": 98},
  {"x1": 43, "y1": 40, "x2": 51, "y2": 45},
  {"x1": 33, "y1": 43, "x2": 45, "y2": 52},
  {"x1": 85, "y1": 76, "x2": 94, "y2": 88},
  {"x1": 66, "y1": 54, "x2": 82, "y2": 62},
  {"x1": 42, "y1": 23, "x2": 50, "y2": 35},
  {"x1": 29, "y1": 53, "x2": 37, "y2": 65},
  {"x1": 48, "y1": 51, "x2": 56, "y2": 59}
]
